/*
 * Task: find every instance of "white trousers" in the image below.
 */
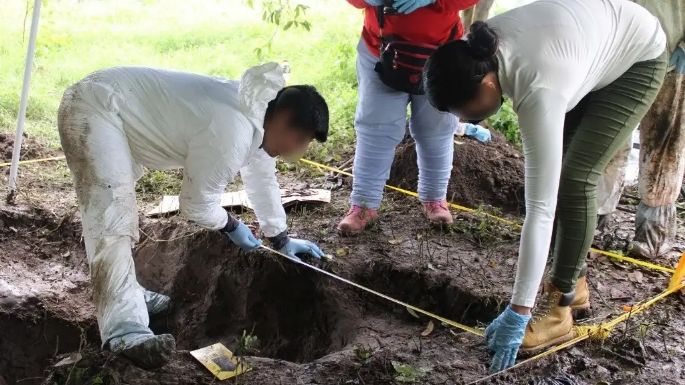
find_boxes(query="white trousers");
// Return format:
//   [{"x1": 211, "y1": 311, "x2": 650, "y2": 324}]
[{"x1": 58, "y1": 80, "x2": 151, "y2": 346}]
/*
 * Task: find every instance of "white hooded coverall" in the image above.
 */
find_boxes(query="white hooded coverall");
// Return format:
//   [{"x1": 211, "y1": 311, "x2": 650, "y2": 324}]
[
  {"x1": 57, "y1": 63, "x2": 288, "y2": 346},
  {"x1": 597, "y1": 1, "x2": 685, "y2": 258}
]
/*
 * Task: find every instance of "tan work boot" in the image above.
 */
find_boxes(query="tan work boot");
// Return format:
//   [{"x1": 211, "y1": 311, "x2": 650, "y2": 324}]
[
  {"x1": 570, "y1": 276, "x2": 590, "y2": 318},
  {"x1": 520, "y1": 282, "x2": 575, "y2": 354}
]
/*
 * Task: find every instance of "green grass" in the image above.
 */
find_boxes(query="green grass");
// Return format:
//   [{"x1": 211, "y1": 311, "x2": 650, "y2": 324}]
[
  {"x1": 0, "y1": 0, "x2": 361, "y2": 160},
  {"x1": 487, "y1": 98, "x2": 521, "y2": 148},
  {"x1": 1, "y1": 0, "x2": 522, "y2": 163}
]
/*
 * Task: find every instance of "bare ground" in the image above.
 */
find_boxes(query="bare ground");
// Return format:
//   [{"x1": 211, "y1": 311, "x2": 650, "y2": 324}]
[{"x1": 1, "y1": 137, "x2": 685, "y2": 385}]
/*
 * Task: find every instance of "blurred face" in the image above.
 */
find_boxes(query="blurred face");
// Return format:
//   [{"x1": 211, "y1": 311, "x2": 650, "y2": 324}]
[
  {"x1": 450, "y1": 72, "x2": 503, "y2": 122},
  {"x1": 262, "y1": 110, "x2": 314, "y2": 160}
]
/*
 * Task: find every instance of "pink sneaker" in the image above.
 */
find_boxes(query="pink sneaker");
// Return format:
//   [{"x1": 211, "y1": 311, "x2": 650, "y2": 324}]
[
  {"x1": 422, "y1": 200, "x2": 453, "y2": 225},
  {"x1": 337, "y1": 205, "x2": 379, "y2": 236}
]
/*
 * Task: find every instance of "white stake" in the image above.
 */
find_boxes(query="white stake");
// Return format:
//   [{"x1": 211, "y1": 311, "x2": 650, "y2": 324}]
[{"x1": 8, "y1": 0, "x2": 42, "y2": 195}]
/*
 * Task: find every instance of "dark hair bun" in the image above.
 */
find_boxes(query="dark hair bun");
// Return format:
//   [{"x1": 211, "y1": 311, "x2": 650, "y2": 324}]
[{"x1": 467, "y1": 21, "x2": 498, "y2": 60}]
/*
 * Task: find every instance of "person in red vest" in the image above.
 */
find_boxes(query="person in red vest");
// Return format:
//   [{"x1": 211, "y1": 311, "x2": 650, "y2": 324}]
[{"x1": 338, "y1": 0, "x2": 482, "y2": 235}]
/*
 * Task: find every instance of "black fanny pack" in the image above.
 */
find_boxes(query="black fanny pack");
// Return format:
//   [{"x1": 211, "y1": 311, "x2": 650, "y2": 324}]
[{"x1": 373, "y1": 6, "x2": 457, "y2": 95}]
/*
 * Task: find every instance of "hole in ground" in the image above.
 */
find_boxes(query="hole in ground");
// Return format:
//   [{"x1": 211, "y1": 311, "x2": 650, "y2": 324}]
[
  {"x1": 139, "y1": 233, "x2": 359, "y2": 363},
  {"x1": 0, "y1": 309, "x2": 95, "y2": 385},
  {"x1": 354, "y1": 260, "x2": 502, "y2": 326},
  {"x1": 202, "y1": 258, "x2": 348, "y2": 362},
  {"x1": 137, "y1": 227, "x2": 501, "y2": 367}
]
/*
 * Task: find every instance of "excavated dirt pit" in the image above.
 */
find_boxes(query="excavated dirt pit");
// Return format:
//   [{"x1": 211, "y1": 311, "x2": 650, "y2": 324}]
[
  {"x1": 136, "y1": 231, "x2": 359, "y2": 363},
  {"x1": 34, "y1": 220, "x2": 502, "y2": 385},
  {"x1": 132, "y1": 227, "x2": 499, "y2": 365}
]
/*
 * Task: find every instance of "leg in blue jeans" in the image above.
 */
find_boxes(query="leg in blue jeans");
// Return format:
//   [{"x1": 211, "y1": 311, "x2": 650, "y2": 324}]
[
  {"x1": 409, "y1": 93, "x2": 457, "y2": 202},
  {"x1": 351, "y1": 40, "x2": 409, "y2": 209},
  {"x1": 351, "y1": 40, "x2": 456, "y2": 209}
]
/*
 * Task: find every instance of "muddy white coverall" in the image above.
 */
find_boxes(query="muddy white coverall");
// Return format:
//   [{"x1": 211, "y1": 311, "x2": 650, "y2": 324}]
[
  {"x1": 597, "y1": 1, "x2": 685, "y2": 258},
  {"x1": 57, "y1": 63, "x2": 287, "y2": 346}
]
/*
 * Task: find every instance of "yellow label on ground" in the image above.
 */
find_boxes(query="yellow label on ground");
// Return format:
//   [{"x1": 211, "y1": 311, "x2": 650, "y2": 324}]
[{"x1": 190, "y1": 343, "x2": 251, "y2": 380}]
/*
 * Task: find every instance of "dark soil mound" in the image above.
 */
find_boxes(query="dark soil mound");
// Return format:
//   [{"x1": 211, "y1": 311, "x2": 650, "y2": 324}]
[
  {"x1": 389, "y1": 133, "x2": 525, "y2": 214},
  {"x1": 0, "y1": 133, "x2": 56, "y2": 162}
]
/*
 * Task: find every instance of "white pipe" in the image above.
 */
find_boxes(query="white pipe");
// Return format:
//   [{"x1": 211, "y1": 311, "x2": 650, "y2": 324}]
[{"x1": 8, "y1": 0, "x2": 42, "y2": 193}]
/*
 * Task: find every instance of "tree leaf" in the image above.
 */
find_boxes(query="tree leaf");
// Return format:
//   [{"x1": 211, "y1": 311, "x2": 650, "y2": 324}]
[
  {"x1": 406, "y1": 307, "x2": 420, "y2": 319},
  {"x1": 421, "y1": 320, "x2": 434, "y2": 337},
  {"x1": 628, "y1": 271, "x2": 644, "y2": 283}
]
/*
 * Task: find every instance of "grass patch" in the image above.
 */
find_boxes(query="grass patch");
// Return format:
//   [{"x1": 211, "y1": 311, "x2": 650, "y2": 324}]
[
  {"x1": 487, "y1": 98, "x2": 521, "y2": 148},
  {"x1": 135, "y1": 170, "x2": 183, "y2": 202},
  {"x1": 1, "y1": 0, "x2": 361, "y2": 159}
]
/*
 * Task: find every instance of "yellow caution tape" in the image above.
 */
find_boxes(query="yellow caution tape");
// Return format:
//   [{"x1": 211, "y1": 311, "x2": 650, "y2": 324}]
[
  {"x1": 468, "y1": 279, "x2": 685, "y2": 384},
  {"x1": 668, "y1": 251, "x2": 685, "y2": 290},
  {"x1": 0, "y1": 155, "x2": 66, "y2": 168},
  {"x1": 591, "y1": 248, "x2": 674, "y2": 274},
  {"x1": 300, "y1": 158, "x2": 517, "y2": 226},
  {"x1": 0, "y1": 155, "x2": 671, "y2": 272},
  {"x1": 259, "y1": 245, "x2": 484, "y2": 337},
  {"x1": 300, "y1": 158, "x2": 674, "y2": 274}
]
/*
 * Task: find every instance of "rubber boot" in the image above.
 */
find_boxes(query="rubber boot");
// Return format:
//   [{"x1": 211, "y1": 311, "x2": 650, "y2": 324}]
[
  {"x1": 144, "y1": 289, "x2": 172, "y2": 316},
  {"x1": 422, "y1": 200, "x2": 453, "y2": 226},
  {"x1": 337, "y1": 205, "x2": 379, "y2": 236},
  {"x1": 570, "y1": 276, "x2": 590, "y2": 319},
  {"x1": 520, "y1": 282, "x2": 575, "y2": 353},
  {"x1": 111, "y1": 333, "x2": 176, "y2": 370}
]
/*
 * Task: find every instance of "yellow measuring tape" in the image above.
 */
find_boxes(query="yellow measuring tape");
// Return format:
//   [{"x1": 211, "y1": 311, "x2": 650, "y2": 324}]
[
  {"x1": 259, "y1": 245, "x2": 484, "y2": 337},
  {"x1": 299, "y1": 158, "x2": 674, "y2": 274},
  {"x1": 0, "y1": 155, "x2": 66, "y2": 168}
]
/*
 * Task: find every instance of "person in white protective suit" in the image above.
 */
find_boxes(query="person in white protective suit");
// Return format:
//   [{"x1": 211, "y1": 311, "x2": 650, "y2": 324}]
[
  {"x1": 57, "y1": 63, "x2": 329, "y2": 369},
  {"x1": 597, "y1": 0, "x2": 685, "y2": 259}
]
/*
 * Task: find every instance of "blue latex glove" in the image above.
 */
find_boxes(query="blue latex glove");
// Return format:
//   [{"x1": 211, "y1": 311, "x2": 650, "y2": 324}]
[
  {"x1": 464, "y1": 123, "x2": 492, "y2": 143},
  {"x1": 393, "y1": 0, "x2": 435, "y2": 14},
  {"x1": 364, "y1": 0, "x2": 385, "y2": 6},
  {"x1": 280, "y1": 238, "x2": 325, "y2": 261},
  {"x1": 670, "y1": 46, "x2": 685, "y2": 75},
  {"x1": 224, "y1": 222, "x2": 262, "y2": 251},
  {"x1": 485, "y1": 306, "x2": 531, "y2": 373}
]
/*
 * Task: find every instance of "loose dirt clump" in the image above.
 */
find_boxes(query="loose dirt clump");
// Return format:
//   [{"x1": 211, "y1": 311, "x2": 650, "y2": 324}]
[
  {"x1": 389, "y1": 133, "x2": 525, "y2": 214},
  {"x1": 0, "y1": 133, "x2": 57, "y2": 163}
]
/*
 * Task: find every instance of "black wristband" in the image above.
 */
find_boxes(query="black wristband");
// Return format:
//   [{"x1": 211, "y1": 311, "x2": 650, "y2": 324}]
[
  {"x1": 268, "y1": 230, "x2": 289, "y2": 250},
  {"x1": 222, "y1": 215, "x2": 240, "y2": 233}
]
